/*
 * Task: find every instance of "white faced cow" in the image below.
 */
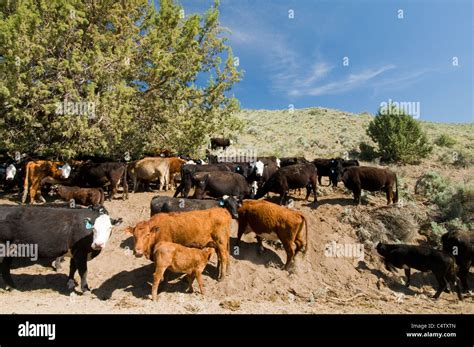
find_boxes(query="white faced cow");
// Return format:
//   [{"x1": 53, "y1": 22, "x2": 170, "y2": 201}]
[{"x1": 0, "y1": 205, "x2": 121, "y2": 293}]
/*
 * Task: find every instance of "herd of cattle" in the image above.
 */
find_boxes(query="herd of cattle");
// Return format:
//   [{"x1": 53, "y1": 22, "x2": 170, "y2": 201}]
[{"x1": 0, "y1": 139, "x2": 472, "y2": 302}]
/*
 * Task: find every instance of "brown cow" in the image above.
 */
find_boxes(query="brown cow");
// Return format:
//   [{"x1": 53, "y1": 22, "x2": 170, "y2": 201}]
[
  {"x1": 128, "y1": 157, "x2": 171, "y2": 192},
  {"x1": 166, "y1": 157, "x2": 186, "y2": 189},
  {"x1": 340, "y1": 166, "x2": 398, "y2": 205},
  {"x1": 150, "y1": 241, "x2": 214, "y2": 300},
  {"x1": 237, "y1": 200, "x2": 308, "y2": 269},
  {"x1": 22, "y1": 160, "x2": 72, "y2": 204},
  {"x1": 49, "y1": 184, "x2": 105, "y2": 206},
  {"x1": 126, "y1": 199, "x2": 238, "y2": 280}
]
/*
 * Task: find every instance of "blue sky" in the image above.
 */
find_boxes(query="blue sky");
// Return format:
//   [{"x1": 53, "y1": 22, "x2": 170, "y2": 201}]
[{"x1": 175, "y1": 0, "x2": 473, "y2": 123}]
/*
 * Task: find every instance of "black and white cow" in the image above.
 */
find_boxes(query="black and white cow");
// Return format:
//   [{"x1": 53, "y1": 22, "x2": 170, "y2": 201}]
[{"x1": 0, "y1": 205, "x2": 122, "y2": 293}]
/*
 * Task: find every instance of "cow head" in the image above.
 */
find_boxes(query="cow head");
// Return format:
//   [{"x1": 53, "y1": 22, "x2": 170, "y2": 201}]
[
  {"x1": 86, "y1": 213, "x2": 114, "y2": 250},
  {"x1": 126, "y1": 221, "x2": 153, "y2": 258},
  {"x1": 58, "y1": 163, "x2": 72, "y2": 179},
  {"x1": 250, "y1": 160, "x2": 264, "y2": 177},
  {"x1": 249, "y1": 181, "x2": 258, "y2": 198},
  {"x1": 192, "y1": 173, "x2": 209, "y2": 199},
  {"x1": 218, "y1": 195, "x2": 240, "y2": 219},
  {"x1": 5, "y1": 164, "x2": 16, "y2": 181}
]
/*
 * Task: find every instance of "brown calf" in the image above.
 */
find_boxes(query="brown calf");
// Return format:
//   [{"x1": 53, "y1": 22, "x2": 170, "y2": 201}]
[
  {"x1": 50, "y1": 184, "x2": 105, "y2": 206},
  {"x1": 126, "y1": 207, "x2": 232, "y2": 280},
  {"x1": 150, "y1": 241, "x2": 214, "y2": 300},
  {"x1": 237, "y1": 200, "x2": 308, "y2": 269}
]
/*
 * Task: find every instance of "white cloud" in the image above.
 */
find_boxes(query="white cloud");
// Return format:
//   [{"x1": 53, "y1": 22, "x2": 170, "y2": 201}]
[{"x1": 291, "y1": 65, "x2": 396, "y2": 96}]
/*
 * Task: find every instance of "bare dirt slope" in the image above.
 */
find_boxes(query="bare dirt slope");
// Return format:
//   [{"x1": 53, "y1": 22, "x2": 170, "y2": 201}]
[{"x1": 0, "y1": 184, "x2": 472, "y2": 314}]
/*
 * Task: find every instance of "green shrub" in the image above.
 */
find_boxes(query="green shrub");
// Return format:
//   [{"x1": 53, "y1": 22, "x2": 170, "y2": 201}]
[
  {"x1": 434, "y1": 134, "x2": 456, "y2": 147},
  {"x1": 415, "y1": 172, "x2": 474, "y2": 223},
  {"x1": 367, "y1": 105, "x2": 432, "y2": 163},
  {"x1": 359, "y1": 142, "x2": 378, "y2": 161}
]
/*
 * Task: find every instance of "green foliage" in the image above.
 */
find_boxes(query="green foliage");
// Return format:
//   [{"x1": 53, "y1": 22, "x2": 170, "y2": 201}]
[
  {"x1": 415, "y1": 172, "x2": 474, "y2": 223},
  {"x1": 434, "y1": 134, "x2": 456, "y2": 148},
  {"x1": 358, "y1": 141, "x2": 378, "y2": 161},
  {"x1": 367, "y1": 104, "x2": 432, "y2": 164},
  {"x1": 0, "y1": 0, "x2": 242, "y2": 158}
]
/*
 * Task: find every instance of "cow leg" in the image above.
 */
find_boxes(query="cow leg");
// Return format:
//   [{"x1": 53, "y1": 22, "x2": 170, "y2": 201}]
[
  {"x1": 445, "y1": 270, "x2": 463, "y2": 300},
  {"x1": 353, "y1": 188, "x2": 361, "y2": 205},
  {"x1": 73, "y1": 255, "x2": 90, "y2": 293},
  {"x1": 458, "y1": 265, "x2": 470, "y2": 292},
  {"x1": 1, "y1": 257, "x2": 15, "y2": 290},
  {"x1": 404, "y1": 268, "x2": 411, "y2": 287},
  {"x1": 122, "y1": 178, "x2": 129, "y2": 200},
  {"x1": 195, "y1": 272, "x2": 205, "y2": 295},
  {"x1": 132, "y1": 176, "x2": 137, "y2": 193},
  {"x1": 67, "y1": 260, "x2": 78, "y2": 290},
  {"x1": 385, "y1": 187, "x2": 392, "y2": 204},
  {"x1": 152, "y1": 266, "x2": 167, "y2": 301},
  {"x1": 305, "y1": 186, "x2": 311, "y2": 201},
  {"x1": 216, "y1": 242, "x2": 228, "y2": 281},
  {"x1": 318, "y1": 175, "x2": 322, "y2": 185},
  {"x1": 186, "y1": 273, "x2": 195, "y2": 293},
  {"x1": 279, "y1": 191, "x2": 287, "y2": 205},
  {"x1": 256, "y1": 236, "x2": 265, "y2": 254},
  {"x1": 283, "y1": 241, "x2": 296, "y2": 270},
  {"x1": 236, "y1": 219, "x2": 248, "y2": 247},
  {"x1": 433, "y1": 273, "x2": 448, "y2": 300}
]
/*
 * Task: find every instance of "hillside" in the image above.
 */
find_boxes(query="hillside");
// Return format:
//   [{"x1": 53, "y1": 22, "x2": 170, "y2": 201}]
[{"x1": 234, "y1": 108, "x2": 474, "y2": 165}]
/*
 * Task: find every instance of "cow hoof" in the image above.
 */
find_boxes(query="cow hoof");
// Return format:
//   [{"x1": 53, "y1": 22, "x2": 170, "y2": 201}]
[{"x1": 67, "y1": 279, "x2": 77, "y2": 290}]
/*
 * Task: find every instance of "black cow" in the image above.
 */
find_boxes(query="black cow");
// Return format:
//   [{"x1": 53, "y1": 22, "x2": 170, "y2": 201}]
[
  {"x1": 71, "y1": 161, "x2": 128, "y2": 200},
  {"x1": 0, "y1": 205, "x2": 122, "y2": 293},
  {"x1": 341, "y1": 166, "x2": 398, "y2": 205},
  {"x1": 376, "y1": 243, "x2": 462, "y2": 300},
  {"x1": 173, "y1": 163, "x2": 230, "y2": 198},
  {"x1": 210, "y1": 137, "x2": 233, "y2": 150},
  {"x1": 1, "y1": 156, "x2": 31, "y2": 193},
  {"x1": 255, "y1": 163, "x2": 317, "y2": 205},
  {"x1": 150, "y1": 195, "x2": 241, "y2": 217},
  {"x1": 442, "y1": 230, "x2": 474, "y2": 292},
  {"x1": 313, "y1": 158, "x2": 343, "y2": 187},
  {"x1": 192, "y1": 171, "x2": 251, "y2": 201},
  {"x1": 279, "y1": 157, "x2": 309, "y2": 167}
]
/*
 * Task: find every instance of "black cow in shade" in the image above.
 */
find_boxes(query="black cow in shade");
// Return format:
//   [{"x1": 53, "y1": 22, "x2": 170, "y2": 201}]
[{"x1": 0, "y1": 205, "x2": 122, "y2": 293}]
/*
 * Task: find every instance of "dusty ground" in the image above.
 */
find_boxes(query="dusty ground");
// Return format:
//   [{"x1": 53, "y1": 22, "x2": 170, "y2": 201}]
[{"x1": 0, "y1": 164, "x2": 472, "y2": 314}]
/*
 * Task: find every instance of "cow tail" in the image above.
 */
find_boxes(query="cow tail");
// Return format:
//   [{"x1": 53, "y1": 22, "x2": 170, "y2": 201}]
[
  {"x1": 394, "y1": 174, "x2": 399, "y2": 203},
  {"x1": 122, "y1": 164, "x2": 128, "y2": 199},
  {"x1": 299, "y1": 213, "x2": 309, "y2": 254},
  {"x1": 99, "y1": 188, "x2": 105, "y2": 205},
  {"x1": 21, "y1": 162, "x2": 30, "y2": 204}
]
